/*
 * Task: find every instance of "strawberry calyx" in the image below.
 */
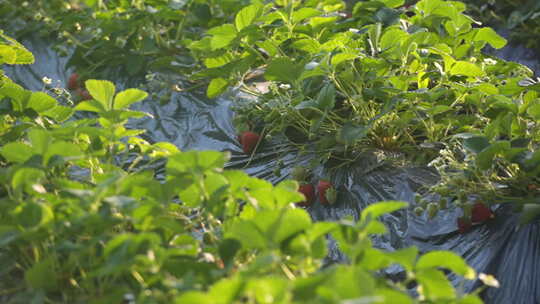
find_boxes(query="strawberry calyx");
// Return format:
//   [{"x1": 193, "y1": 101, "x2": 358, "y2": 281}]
[
  {"x1": 291, "y1": 166, "x2": 309, "y2": 182},
  {"x1": 317, "y1": 180, "x2": 334, "y2": 205},
  {"x1": 457, "y1": 216, "x2": 472, "y2": 234}
]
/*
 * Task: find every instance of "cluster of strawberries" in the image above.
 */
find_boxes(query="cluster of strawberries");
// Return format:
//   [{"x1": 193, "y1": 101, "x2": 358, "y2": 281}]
[
  {"x1": 238, "y1": 131, "x2": 495, "y2": 231},
  {"x1": 291, "y1": 167, "x2": 336, "y2": 207},
  {"x1": 67, "y1": 73, "x2": 91, "y2": 100},
  {"x1": 237, "y1": 131, "x2": 336, "y2": 207}
]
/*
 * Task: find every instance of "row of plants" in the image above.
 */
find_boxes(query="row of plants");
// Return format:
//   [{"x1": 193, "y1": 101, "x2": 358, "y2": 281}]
[
  {"x1": 186, "y1": 0, "x2": 540, "y2": 226},
  {"x1": 0, "y1": 0, "x2": 252, "y2": 81},
  {"x1": 0, "y1": 32, "x2": 497, "y2": 303}
]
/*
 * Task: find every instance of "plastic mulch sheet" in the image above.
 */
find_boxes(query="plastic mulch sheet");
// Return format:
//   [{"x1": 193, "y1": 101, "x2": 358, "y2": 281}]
[{"x1": 5, "y1": 36, "x2": 540, "y2": 304}]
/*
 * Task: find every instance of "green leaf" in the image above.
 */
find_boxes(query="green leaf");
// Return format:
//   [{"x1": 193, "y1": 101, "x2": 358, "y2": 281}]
[
  {"x1": 361, "y1": 201, "x2": 408, "y2": 221},
  {"x1": 293, "y1": 272, "x2": 330, "y2": 301},
  {"x1": 476, "y1": 141, "x2": 510, "y2": 170},
  {"x1": 175, "y1": 292, "x2": 214, "y2": 304},
  {"x1": 457, "y1": 295, "x2": 484, "y2": 304},
  {"x1": 380, "y1": 0, "x2": 405, "y2": 8},
  {"x1": 292, "y1": 8, "x2": 321, "y2": 23},
  {"x1": 374, "y1": 7, "x2": 402, "y2": 26},
  {"x1": 12, "y1": 168, "x2": 45, "y2": 191},
  {"x1": 74, "y1": 99, "x2": 106, "y2": 113},
  {"x1": 380, "y1": 28, "x2": 408, "y2": 50},
  {"x1": 85, "y1": 80, "x2": 116, "y2": 110},
  {"x1": 291, "y1": 38, "x2": 320, "y2": 54},
  {"x1": 44, "y1": 141, "x2": 83, "y2": 165},
  {"x1": 0, "y1": 142, "x2": 33, "y2": 163},
  {"x1": 316, "y1": 83, "x2": 336, "y2": 111},
  {"x1": 28, "y1": 128, "x2": 51, "y2": 155},
  {"x1": 473, "y1": 28, "x2": 507, "y2": 49},
  {"x1": 527, "y1": 102, "x2": 540, "y2": 120},
  {"x1": 450, "y1": 61, "x2": 485, "y2": 77},
  {"x1": 337, "y1": 123, "x2": 368, "y2": 145},
  {"x1": 416, "y1": 268, "x2": 456, "y2": 300},
  {"x1": 246, "y1": 277, "x2": 288, "y2": 304},
  {"x1": 272, "y1": 209, "x2": 311, "y2": 243},
  {"x1": 227, "y1": 220, "x2": 267, "y2": 249},
  {"x1": 0, "y1": 45, "x2": 17, "y2": 65},
  {"x1": 331, "y1": 52, "x2": 358, "y2": 66},
  {"x1": 25, "y1": 257, "x2": 57, "y2": 291},
  {"x1": 44, "y1": 105, "x2": 73, "y2": 122},
  {"x1": 27, "y1": 92, "x2": 57, "y2": 113},
  {"x1": 207, "y1": 77, "x2": 229, "y2": 98},
  {"x1": 15, "y1": 202, "x2": 53, "y2": 228},
  {"x1": 219, "y1": 238, "x2": 242, "y2": 266},
  {"x1": 209, "y1": 276, "x2": 244, "y2": 304},
  {"x1": 326, "y1": 266, "x2": 375, "y2": 299},
  {"x1": 476, "y1": 83, "x2": 499, "y2": 95},
  {"x1": 463, "y1": 136, "x2": 490, "y2": 153},
  {"x1": 235, "y1": 4, "x2": 263, "y2": 31},
  {"x1": 0, "y1": 33, "x2": 34, "y2": 64},
  {"x1": 167, "y1": 151, "x2": 228, "y2": 175},
  {"x1": 273, "y1": 180, "x2": 305, "y2": 208},
  {"x1": 386, "y1": 246, "x2": 419, "y2": 272},
  {"x1": 377, "y1": 288, "x2": 413, "y2": 304},
  {"x1": 113, "y1": 88, "x2": 148, "y2": 110},
  {"x1": 417, "y1": 251, "x2": 475, "y2": 278},
  {"x1": 265, "y1": 57, "x2": 302, "y2": 84},
  {"x1": 204, "y1": 53, "x2": 234, "y2": 68},
  {"x1": 208, "y1": 24, "x2": 238, "y2": 50},
  {"x1": 169, "y1": 234, "x2": 199, "y2": 256}
]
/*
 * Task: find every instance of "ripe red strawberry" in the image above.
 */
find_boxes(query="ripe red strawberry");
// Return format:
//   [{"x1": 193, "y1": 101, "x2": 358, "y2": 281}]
[
  {"x1": 67, "y1": 73, "x2": 80, "y2": 90},
  {"x1": 457, "y1": 216, "x2": 472, "y2": 234},
  {"x1": 239, "y1": 131, "x2": 261, "y2": 154},
  {"x1": 471, "y1": 202, "x2": 494, "y2": 223},
  {"x1": 76, "y1": 88, "x2": 92, "y2": 100},
  {"x1": 297, "y1": 184, "x2": 315, "y2": 207},
  {"x1": 317, "y1": 180, "x2": 335, "y2": 205}
]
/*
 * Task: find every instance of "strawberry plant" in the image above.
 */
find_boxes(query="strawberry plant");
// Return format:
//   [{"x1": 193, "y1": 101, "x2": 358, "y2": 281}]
[
  {"x1": 0, "y1": 32, "x2": 496, "y2": 303},
  {"x1": 0, "y1": 0, "x2": 248, "y2": 81},
  {"x1": 188, "y1": 0, "x2": 540, "y2": 224}
]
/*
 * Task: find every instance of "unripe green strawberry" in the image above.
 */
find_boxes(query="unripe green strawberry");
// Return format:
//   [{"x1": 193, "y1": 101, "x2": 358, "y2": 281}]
[
  {"x1": 439, "y1": 198, "x2": 448, "y2": 209},
  {"x1": 427, "y1": 203, "x2": 439, "y2": 219},
  {"x1": 291, "y1": 166, "x2": 309, "y2": 182},
  {"x1": 414, "y1": 206, "x2": 424, "y2": 216},
  {"x1": 414, "y1": 193, "x2": 422, "y2": 204},
  {"x1": 203, "y1": 232, "x2": 216, "y2": 245}
]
